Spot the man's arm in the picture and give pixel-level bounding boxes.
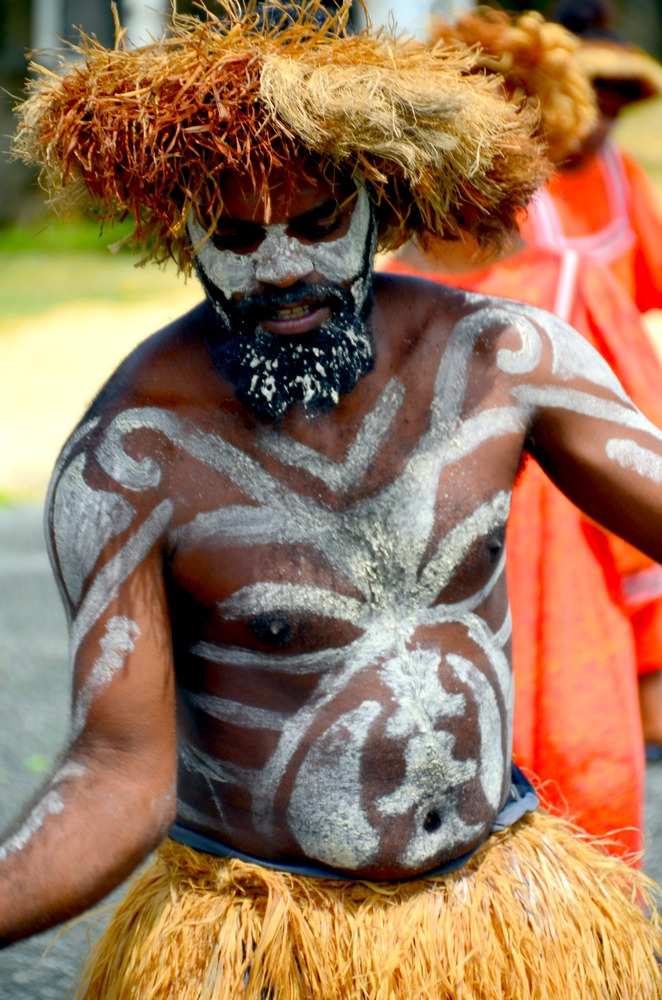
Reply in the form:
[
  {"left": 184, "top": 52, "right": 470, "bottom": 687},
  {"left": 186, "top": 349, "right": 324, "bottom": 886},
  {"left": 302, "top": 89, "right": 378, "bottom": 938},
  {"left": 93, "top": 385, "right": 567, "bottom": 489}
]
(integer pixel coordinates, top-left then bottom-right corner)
[
  {"left": 0, "top": 429, "right": 177, "bottom": 944},
  {"left": 519, "top": 309, "right": 662, "bottom": 563}
]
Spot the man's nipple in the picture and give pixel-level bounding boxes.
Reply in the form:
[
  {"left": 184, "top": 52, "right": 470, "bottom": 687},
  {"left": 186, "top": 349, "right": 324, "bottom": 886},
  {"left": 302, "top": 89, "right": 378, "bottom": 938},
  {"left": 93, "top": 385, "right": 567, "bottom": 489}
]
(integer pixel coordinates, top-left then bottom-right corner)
[{"left": 248, "top": 613, "right": 292, "bottom": 647}]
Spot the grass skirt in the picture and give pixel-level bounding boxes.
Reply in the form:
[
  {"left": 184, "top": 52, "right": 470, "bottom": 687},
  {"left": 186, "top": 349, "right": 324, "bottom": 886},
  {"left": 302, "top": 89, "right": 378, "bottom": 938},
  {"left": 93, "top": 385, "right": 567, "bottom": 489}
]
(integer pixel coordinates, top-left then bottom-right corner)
[{"left": 74, "top": 811, "right": 662, "bottom": 999}]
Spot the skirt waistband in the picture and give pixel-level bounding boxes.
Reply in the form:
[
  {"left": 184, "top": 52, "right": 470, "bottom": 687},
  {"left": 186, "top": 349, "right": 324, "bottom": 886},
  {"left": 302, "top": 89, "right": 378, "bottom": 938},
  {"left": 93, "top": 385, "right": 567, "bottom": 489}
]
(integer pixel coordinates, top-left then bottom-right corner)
[{"left": 169, "top": 763, "right": 538, "bottom": 880}]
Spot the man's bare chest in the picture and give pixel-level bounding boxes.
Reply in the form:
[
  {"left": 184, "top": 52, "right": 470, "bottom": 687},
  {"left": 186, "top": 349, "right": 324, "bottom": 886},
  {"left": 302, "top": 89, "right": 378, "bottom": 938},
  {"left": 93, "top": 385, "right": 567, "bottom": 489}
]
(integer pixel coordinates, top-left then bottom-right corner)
[{"left": 117, "top": 372, "right": 517, "bottom": 637}]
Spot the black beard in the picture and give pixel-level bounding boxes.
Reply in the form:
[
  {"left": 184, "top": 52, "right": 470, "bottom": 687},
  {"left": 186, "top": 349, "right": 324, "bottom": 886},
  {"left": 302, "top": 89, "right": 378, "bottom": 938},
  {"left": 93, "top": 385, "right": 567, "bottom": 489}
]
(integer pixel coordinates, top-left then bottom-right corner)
[{"left": 202, "top": 280, "right": 375, "bottom": 421}]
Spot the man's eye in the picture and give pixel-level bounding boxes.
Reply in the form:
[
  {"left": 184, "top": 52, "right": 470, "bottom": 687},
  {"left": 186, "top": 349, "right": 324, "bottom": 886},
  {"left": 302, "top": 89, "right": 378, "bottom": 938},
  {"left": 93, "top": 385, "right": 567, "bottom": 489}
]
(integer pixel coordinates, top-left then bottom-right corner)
[
  {"left": 211, "top": 223, "right": 264, "bottom": 252},
  {"left": 289, "top": 214, "right": 344, "bottom": 242}
]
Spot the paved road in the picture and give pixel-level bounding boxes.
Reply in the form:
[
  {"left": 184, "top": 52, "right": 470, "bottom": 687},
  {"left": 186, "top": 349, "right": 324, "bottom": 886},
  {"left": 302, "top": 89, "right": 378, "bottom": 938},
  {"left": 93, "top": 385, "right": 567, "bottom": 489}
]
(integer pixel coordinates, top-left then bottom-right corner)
[{"left": 1, "top": 502, "right": 662, "bottom": 997}]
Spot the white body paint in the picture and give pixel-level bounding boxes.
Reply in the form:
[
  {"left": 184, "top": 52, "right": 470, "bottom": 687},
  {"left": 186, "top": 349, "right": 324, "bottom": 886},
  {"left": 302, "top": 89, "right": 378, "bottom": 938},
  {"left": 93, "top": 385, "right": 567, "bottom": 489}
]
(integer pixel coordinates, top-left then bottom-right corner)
[
  {"left": 53, "top": 454, "right": 136, "bottom": 605},
  {"left": 189, "top": 187, "right": 372, "bottom": 306},
  {"left": 68, "top": 500, "right": 173, "bottom": 662},
  {"left": 72, "top": 616, "right": 141, "bottom": 739},
  {"left": 0, "top": 762, "right": 86, "bottom": 863},
  {"left": 36, "top": 289, "right": 660, "bottom": 875},
  {"left": 89, "top": 299, "right": 529, "bottom": 870},
  {"left": 607, "top": 438, "right": 662, "bottom": 484},
  {"left": 287, "top": 701, "right": 383, "bottom": 869}
]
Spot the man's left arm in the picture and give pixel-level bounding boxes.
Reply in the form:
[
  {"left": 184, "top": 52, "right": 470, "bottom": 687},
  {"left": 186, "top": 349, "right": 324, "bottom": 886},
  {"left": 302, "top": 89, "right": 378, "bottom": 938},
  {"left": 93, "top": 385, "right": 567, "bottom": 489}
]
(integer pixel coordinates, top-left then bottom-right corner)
[{"left": 517, "top": 318, "right": 662, "bottom": 564}]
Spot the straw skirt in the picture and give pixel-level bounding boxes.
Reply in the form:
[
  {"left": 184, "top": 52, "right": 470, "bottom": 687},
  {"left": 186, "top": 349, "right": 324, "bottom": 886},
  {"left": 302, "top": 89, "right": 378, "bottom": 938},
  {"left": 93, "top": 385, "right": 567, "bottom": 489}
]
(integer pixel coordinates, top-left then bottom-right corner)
[{"left": 75, "top": 810, "right": 662, "bottom": 1000}]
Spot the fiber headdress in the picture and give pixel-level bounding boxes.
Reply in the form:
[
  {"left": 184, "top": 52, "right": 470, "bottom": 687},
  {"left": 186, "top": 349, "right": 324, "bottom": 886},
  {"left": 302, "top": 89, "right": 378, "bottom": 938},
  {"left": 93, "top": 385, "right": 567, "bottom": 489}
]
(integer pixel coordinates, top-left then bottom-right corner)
[
  {"left": 576, "top": 40, "right": 662, "bottom": 102},
  {"left": 550, "top": 0, "right": 662, "bottom": 104},
  {"left": 429, "top": 7, "right": 598, "bottom": 166},
  {"left": 13, "top": 0, "right": 548, "bottom": 270}
]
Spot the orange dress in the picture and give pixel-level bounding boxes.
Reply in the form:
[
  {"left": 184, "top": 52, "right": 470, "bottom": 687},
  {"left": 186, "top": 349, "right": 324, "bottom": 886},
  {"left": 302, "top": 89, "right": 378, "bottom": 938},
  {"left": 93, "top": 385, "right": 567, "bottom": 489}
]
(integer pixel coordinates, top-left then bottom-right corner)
[
  {"left": 383, "top": 246, "right": 662, "bottom": 856},
  {"left": 520, "top": 139, "right": 662, "bottom": 313}
]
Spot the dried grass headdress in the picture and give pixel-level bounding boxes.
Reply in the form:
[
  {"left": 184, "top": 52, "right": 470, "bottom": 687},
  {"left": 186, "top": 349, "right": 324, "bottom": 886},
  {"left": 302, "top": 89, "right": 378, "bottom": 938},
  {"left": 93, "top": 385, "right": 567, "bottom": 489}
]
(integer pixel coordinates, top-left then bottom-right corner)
[
  {"left": 13, "top": 0, "right": 548, "bottom": 270},
  {"left": 577, "top": 40, "right": 662, "bottom": 101},
  {"left": 429, "top": 7, "right": 598, "bottom": 166}
]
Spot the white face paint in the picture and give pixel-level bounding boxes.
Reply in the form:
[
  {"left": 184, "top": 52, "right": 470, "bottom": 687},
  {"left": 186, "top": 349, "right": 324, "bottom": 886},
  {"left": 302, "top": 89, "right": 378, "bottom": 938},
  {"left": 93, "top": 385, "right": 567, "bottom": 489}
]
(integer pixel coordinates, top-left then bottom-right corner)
[{"left": 188, "top": 186, "right": 373, "bottom": 304}]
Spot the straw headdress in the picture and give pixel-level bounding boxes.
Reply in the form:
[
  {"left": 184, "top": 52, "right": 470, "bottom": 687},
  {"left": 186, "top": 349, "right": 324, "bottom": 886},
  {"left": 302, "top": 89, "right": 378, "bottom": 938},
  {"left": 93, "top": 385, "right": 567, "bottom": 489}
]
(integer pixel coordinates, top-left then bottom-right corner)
[
  {"left": 577, "top": 39, "right": 662, "bottom": 100},
  {"left": 550, "top": 0, "right": 662, "bottom": 102},
  {"left": 429, "top": 7, "right": 598, "bottom": 166},
  {"left": 13, "top": 0, "right": 548, "bottom": 270}
]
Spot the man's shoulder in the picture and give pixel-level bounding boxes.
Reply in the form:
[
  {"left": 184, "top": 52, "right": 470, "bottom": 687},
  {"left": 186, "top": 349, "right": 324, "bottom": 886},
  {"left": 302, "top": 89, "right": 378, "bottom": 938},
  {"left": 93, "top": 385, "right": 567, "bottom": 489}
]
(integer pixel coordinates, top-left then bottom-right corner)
[
  {"left": 47, "top": 301, "right": 224, "bottom": 495},
  {"left": 374, "top": 269, "right": 469, "bottom": 312},
  {"left": 83, "top": 302, "right": 215, "bottom": 422},
  {"left": 373, "top": 270, "right": 481, "bottom": 356},
  {"left": 373, "top": 270, "right": 563, "bottom": 356}
]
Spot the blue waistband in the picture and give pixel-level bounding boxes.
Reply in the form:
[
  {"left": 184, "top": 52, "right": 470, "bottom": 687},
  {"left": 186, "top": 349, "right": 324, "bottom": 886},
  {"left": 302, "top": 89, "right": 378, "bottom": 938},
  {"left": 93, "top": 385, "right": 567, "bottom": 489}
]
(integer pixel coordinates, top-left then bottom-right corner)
[{"left": 169, "top": 763, "right": 538, "bottom": 881}]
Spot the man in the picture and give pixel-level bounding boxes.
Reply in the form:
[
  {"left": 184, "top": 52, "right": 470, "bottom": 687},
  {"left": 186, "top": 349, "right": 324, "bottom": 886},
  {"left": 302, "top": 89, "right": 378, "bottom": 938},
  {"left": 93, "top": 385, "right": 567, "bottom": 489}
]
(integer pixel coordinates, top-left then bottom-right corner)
[{"left": 2, "top": 3, "right": 662, "bottom": 996}]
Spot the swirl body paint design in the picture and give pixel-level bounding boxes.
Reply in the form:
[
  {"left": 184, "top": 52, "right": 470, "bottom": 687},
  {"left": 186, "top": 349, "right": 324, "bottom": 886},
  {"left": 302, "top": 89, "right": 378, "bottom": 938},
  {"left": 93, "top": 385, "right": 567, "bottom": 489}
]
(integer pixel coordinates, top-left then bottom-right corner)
[{"left": 39, "top": 292, "right": 662, "bottom": 876}]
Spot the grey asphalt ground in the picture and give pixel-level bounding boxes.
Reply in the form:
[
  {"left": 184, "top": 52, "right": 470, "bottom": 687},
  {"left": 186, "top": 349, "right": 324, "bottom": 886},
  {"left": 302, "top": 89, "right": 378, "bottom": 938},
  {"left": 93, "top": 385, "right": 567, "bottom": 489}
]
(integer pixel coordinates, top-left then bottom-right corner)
[{"left": 1, "top": 501, "right": 662, "bottom": 998}]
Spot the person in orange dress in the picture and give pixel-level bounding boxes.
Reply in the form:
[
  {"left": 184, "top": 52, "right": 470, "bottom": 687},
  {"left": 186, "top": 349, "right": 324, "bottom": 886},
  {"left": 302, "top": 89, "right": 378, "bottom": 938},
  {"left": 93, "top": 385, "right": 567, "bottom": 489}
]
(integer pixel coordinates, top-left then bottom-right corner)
[
  {"left": 522, "top": 0, "right": 662, "bottom": 315},
  {"left": 382, "top": 7, "right": 662, "bottom": 856},
  {"left": 524, "top": 0, "right": 662, "bottom": 748}
]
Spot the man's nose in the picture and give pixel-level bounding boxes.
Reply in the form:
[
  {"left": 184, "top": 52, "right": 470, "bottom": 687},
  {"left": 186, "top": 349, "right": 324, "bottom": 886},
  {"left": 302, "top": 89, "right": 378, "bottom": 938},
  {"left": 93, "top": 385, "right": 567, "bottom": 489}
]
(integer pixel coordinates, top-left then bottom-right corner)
[{"left": 254, "top": 229, "right": 315, "bottom": 287}]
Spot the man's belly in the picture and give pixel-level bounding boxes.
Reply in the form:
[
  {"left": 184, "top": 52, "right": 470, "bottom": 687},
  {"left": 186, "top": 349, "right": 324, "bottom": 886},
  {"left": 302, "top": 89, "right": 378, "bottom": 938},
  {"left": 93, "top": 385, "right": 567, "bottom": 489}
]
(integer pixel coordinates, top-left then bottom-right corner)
[{"left": 174, "top": 618, "right": 512, "bottom": 879}]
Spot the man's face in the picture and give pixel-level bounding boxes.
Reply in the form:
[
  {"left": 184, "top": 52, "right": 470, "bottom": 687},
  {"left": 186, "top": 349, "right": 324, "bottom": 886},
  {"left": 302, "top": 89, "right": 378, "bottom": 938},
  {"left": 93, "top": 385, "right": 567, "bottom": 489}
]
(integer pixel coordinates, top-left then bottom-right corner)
[{"left": 189, "top": 171, "right": 377, "bottom": 420}]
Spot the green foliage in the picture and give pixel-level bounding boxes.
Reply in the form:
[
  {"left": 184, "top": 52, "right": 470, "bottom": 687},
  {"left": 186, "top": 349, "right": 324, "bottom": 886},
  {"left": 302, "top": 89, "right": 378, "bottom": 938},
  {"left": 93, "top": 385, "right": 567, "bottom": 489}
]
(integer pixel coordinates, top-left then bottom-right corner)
[
  {"left": 0, "top": 216, "right": 185, "bottom": 321},
  {"left": 0, "top": 215, "right": 135, "bottom": 254}
]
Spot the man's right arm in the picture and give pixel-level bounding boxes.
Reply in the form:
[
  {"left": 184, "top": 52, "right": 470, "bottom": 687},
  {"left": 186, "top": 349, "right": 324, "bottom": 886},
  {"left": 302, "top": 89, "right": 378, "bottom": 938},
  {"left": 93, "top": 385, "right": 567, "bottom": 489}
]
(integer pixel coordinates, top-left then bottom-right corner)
[{"left": 0, "top": 422, "right": 177, "bottom": 944}]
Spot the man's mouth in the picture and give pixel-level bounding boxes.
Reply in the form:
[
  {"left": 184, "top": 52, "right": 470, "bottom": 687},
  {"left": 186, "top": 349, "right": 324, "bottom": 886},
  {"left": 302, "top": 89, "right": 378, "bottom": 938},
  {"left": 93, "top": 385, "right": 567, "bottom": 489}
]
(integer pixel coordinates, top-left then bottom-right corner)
[
  {"left": 274, "top": 303, "right": 312, "bottom": 319},
  {"left": 260, "top": 300, "right": 331, "bottom": 336}
]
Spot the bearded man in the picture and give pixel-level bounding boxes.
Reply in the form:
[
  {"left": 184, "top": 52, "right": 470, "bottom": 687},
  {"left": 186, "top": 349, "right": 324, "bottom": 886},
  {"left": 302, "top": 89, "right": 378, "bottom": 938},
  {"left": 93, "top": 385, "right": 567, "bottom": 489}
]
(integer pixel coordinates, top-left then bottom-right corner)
[{"left": 2, "top": 3, "right": 662, "bottom": 997}]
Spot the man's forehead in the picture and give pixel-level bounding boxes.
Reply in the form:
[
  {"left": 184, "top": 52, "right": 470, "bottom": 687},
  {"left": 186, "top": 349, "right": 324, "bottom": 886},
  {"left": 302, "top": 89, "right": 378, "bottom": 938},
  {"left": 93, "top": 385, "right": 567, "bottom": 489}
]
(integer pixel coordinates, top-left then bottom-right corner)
[{"left": 216, "top": 168, "right": 355, "bottom": 224}]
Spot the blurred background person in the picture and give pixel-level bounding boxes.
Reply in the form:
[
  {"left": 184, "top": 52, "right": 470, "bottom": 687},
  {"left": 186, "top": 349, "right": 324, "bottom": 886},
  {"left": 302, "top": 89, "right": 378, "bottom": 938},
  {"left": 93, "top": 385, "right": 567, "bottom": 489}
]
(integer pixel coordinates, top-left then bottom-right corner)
[
  {"left": 383, "top": 6, "right": 662, "bottom": 857},
  {"left": 527, "top": 0, "right": 662, "bottom": 754},
  {"left": 524, "top": 0, "right": 662, "bottom": 316}
]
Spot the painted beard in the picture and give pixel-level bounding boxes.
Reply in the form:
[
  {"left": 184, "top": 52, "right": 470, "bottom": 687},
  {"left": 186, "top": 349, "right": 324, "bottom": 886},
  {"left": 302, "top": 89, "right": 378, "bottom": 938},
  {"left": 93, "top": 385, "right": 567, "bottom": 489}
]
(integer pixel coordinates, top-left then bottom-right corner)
[
  {"left": 193, "top": 187, "right": 378, "bottom": 421},
  {"left": 201, "top": 278, "right": 375, "bottom": 421}
]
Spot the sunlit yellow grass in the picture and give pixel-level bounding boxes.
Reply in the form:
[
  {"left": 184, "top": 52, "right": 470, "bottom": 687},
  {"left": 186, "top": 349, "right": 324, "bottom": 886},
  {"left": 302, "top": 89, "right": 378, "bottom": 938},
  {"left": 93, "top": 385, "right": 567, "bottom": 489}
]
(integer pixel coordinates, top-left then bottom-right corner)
[
  {"left": 614, "top": 94, "right": 662, "bottom": 188},
  {"left": 0, "top": 278, "right": 201, "bottom": 498}
]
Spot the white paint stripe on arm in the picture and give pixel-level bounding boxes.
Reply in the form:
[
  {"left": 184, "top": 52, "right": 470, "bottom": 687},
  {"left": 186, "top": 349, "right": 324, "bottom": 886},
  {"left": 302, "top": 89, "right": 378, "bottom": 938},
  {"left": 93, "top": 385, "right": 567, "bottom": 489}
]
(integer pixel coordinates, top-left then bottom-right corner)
[
  {"left": 69, "top": 499, "right": 173, "bottom": 661},
  {"left": 0, "top": 792, "right": 65, "bottom": 863},
  {"left": 514, "top": 385, "right": 662, "bottom": 442},
  {"left": 0, "top": 762, "right": 87, "bottom": 863},
  {"left": 606, "top": 438, "right": 662, "bottom": 484},
  {"left": 71, "top": 616, "right": 142, "bottom": 739}
]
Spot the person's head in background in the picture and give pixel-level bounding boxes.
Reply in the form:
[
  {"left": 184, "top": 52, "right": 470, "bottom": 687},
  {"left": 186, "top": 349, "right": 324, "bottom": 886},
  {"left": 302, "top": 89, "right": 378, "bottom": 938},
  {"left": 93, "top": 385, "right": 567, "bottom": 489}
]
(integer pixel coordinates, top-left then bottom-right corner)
[
  {"left": 551, "top": 0, "right": 662, "bottom": 148},
  {"left": 411, "top": 7, "right": 595, "bottom": 271},
  {"left": 429, "top": 6, "right": 598, "bottom": 168}
]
